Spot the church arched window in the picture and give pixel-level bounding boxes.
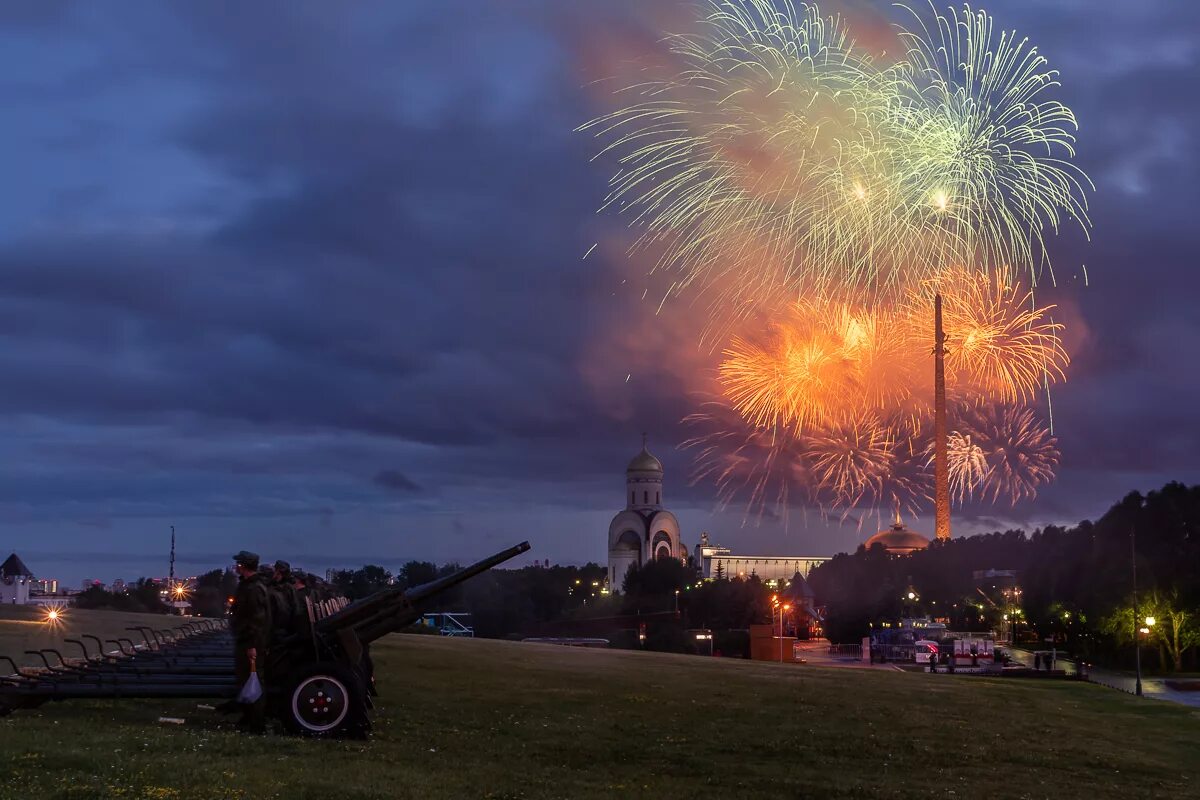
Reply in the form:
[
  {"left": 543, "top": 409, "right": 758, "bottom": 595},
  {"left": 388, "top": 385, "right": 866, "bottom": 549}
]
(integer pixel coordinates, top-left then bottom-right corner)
[
  {"left": 631, "top": 491, "right": 635, "bottom": 505},
  {"left": 643, "top": 491, "right": 648, "bottom": 504},
  {"left": 656, "top": 491, "right": 660, "bottom": 504}
]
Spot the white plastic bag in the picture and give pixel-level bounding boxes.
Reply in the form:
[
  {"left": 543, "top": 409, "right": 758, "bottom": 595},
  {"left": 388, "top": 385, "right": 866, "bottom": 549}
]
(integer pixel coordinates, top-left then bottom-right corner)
[{"left": 238, "top": 671, "right": 263, "bottom": 704}]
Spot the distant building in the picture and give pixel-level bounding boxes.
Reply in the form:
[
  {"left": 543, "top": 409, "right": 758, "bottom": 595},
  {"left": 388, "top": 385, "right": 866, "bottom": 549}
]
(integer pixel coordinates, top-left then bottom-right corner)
[
  {"left": 607, "top": 437, "right": 686, "bottom": 589},
  {"left": 111, "top": 579, "right": 126, "bottom": 593},
  {"left": 31, "top": 578, "right": 58, "bottom": 595},
  {"left": 1, "top": 553, "right": 34, "bottom": 605},
  {"left": 863, "top": 511, "right": 931, "bottom": 556},
  {"left": 693, "top": 533, "right": 828, "bottom": 583}
]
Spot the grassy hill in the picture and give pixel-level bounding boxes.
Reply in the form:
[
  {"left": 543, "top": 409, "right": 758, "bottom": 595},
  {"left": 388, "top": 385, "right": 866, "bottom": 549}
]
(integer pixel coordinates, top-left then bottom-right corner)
[{"left": 1, "top": 633, "right": 1197, "bottom": 800}]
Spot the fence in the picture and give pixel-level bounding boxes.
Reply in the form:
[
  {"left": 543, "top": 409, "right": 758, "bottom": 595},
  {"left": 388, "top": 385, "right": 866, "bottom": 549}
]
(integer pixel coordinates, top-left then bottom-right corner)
[{"left": 827, "top": 643, "right": 863, "bottom": 659}]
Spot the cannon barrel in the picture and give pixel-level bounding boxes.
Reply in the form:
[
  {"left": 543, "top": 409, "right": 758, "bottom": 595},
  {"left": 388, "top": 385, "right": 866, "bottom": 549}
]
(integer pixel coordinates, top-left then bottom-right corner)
[{"left": 314, "top": 541, "right": 529, "bottom": 638}]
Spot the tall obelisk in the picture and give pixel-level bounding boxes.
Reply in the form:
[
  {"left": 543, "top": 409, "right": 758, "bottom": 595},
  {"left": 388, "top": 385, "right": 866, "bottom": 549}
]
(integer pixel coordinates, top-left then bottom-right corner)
[{"left": 934, "top": 294, "right": 951, "bottom": 541}]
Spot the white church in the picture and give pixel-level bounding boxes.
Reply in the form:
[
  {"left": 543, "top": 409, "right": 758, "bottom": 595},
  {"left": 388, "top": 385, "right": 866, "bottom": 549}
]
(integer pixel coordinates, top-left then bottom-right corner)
[{"left": 607, "top": 437, "right": 687, "bottom": 589}]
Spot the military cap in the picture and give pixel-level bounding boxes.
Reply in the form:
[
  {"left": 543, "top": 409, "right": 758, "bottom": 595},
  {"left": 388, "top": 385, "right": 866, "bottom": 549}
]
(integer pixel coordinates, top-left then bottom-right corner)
[
  {"left": 233, "top": 550, "right": 260, "bottom": 570},
  {"left": 273, "top": 559, "right": 291, "bottom": 573}
]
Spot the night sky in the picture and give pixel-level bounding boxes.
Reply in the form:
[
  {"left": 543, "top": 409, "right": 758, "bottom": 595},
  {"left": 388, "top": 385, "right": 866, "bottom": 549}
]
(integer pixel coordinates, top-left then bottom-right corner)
[{"left": 1, "top": 1, "right": 1196, "bottom": 585}]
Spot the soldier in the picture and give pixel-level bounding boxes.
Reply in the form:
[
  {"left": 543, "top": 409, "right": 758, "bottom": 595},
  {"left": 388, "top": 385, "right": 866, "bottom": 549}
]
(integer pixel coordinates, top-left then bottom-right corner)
[
  {"left": 231, "top": 550, "right": 272, "bottom": 733},
  {"left": 291, "top": 571, "right": 316, "bottom": 631},
  {"left": 269, "top": 560, "right": 302, "bottom": 641}
]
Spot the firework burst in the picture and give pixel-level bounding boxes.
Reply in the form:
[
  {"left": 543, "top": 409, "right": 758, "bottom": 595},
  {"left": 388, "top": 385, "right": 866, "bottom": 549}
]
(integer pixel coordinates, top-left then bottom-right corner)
[
  {"left": 802, "top": 412, "right": 895, "bottom": 510},
  {"left": 582, "top": 0, "right": 1091, "bottom": 309},
  {"left": 682, "top": 401, "right": 814, "bottom": 517},
  {"left": 893, "top": 2, "right": 1093, "bottom": 283},
  {"left": 909, "top": 267, "right": 1069, "bottom": 403},
  {"left": 928, "top": 430, "right": 990, "bottom": 503},
  {"left": 585, "top": 1, "right": 1087, "bottom": 519},
  {"left": 958, "top": 404, "right": 1059, "bottom": 504}
]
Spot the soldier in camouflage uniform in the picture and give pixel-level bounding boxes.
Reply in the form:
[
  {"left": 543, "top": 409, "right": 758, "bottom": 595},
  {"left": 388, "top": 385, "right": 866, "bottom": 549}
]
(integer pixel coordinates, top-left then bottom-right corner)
[
  {"left": 291, "top": 570, "right": 316, "bottom": 633},
  {"left": 269, "top": 559, "right": 303, "bottom": 642},
  {"left": 231, "top": 550, "right": 272, "bottom": 733}
]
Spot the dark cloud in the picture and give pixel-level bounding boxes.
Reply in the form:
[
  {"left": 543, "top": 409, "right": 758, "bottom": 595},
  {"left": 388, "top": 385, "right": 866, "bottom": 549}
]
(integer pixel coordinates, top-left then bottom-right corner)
[{"left": 373, "top": 470, "right": 421, "bottom": 494}]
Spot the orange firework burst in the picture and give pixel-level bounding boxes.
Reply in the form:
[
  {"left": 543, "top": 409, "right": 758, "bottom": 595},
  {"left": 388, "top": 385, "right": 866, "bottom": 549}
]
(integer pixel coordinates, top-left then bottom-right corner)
[
  {"left": 705, "top": 272, "right": 1067, "bottom": 515},
  {"left": 719, "top": 301, "right": 853, "bottom": 432},
  {"left": 911, "top": 268, "right": 1068, "bottom": 404},
  {"left": 718, "top": 296, "right": 926, "bottom": 434}
]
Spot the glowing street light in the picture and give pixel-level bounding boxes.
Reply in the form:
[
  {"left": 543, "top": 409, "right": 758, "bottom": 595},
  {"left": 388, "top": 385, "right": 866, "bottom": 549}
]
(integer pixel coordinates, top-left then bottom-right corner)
[{"left": 1145, "top": 616, "right": 1155, "bottom": 627}]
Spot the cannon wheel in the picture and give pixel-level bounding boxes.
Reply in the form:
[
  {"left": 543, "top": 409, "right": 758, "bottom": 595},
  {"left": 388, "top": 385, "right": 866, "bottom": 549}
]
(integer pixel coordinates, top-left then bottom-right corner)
[{"left": 282, "top": 662, "right": 366, "bottom": 737}]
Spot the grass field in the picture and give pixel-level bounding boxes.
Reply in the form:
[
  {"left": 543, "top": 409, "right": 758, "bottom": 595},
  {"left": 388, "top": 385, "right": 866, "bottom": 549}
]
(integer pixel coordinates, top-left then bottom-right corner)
[{"left": 2, "top": 629, "right": 1199, "bottom": 800}]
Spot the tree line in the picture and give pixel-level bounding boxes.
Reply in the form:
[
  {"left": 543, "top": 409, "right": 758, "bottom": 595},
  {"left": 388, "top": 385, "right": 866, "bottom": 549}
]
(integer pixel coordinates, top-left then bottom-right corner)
[{"left": 807, "top": 481, "right": 1200, "bottom": 671}]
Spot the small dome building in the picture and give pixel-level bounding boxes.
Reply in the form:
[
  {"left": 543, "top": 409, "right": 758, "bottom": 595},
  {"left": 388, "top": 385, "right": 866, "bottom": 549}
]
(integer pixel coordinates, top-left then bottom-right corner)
[
  {"left": 607, "top": 436, "right": 686, "bottom": 589},
  {"left": 865, "top": 510, "right": 931, "bottom": 556}
]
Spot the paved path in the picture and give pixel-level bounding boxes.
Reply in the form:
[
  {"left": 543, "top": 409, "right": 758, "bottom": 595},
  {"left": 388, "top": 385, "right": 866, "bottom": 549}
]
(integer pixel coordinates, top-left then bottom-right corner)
[
  {"left": 1009, "top": 647, "right": 1200, "bottom": 709},
  {"left": 1084, "top": 667, "right": 1200, "bottom": 708},
  {"left": 802, "top": 642, "right": 1200, "bottom": 707}
]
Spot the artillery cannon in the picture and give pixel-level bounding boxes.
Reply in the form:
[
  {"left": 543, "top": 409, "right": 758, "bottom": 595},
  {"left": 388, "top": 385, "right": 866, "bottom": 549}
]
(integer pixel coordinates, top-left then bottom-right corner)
[{"left": 0, "top": 541, "right": 530, "bottom": 737}]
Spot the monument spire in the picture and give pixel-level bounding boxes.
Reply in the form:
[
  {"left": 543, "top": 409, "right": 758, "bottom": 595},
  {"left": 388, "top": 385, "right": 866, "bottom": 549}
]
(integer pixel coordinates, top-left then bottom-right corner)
[{"left": 933, "top": 294, "right": 951, "bottom": 541}]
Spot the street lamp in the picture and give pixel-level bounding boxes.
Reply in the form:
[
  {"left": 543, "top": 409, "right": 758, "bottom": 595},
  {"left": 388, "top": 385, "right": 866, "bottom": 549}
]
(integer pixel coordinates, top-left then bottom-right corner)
[
  {"left": 1131, "top": 530, "right": 1143, "bottom": 697},
  {"left": 778, "top": 603, "right": 792, "bottom": 662}
]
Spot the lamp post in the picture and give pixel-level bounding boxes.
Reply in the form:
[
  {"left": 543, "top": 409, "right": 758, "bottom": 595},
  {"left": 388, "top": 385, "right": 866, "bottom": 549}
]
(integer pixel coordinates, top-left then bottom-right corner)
[{"left": 1131, "top": 530, "right": 1142, "bottom": 697}]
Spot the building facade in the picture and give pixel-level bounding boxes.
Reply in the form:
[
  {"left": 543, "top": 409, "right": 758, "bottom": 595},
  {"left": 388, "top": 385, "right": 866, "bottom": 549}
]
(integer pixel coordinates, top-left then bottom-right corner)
[
  {"left": 607, "top": 439, "right": 686, "bottom": 589},
  {"left": 693, "top": 532, "right": 829, "bottom": 583},
  {"left": 0, "top": 554, "right": 33, "bottom": 605}
]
